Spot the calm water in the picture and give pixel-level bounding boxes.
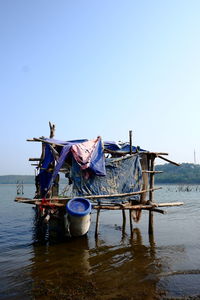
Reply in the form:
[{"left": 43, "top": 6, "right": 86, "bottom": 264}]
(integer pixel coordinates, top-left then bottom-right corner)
[{"left": 0, "top": 184, "right": 200, "bottom": 299}]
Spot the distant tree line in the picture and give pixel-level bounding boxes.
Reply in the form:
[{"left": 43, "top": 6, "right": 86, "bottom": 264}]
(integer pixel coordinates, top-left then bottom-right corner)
[
  {"left": 0, "top": 175, "right": 66, "bottom": 184},
  {"left": 155, "top": 163, "right": 200, "bottom": 184},
  {"left": 1, "top": 163, "right": 200, "bottom": 184},
  {"left": 0, "top": 175, "right": 35, "bottom": 184}
]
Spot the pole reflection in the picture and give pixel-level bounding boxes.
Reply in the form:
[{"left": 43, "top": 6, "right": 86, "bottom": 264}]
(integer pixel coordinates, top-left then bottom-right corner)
[{"left": 30, "top": 213, "right": 185, "bottom": 299}]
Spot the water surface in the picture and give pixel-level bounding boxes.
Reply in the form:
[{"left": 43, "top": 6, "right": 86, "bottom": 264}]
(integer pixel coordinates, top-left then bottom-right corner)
[{"left": 0, "top": 184, "right": 200, "bottom": 299}]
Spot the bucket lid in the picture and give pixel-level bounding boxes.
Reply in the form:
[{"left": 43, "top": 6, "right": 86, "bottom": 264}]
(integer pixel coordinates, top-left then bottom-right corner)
[{"left": 66, "top": 198, "right": 91, "bottom": 217}]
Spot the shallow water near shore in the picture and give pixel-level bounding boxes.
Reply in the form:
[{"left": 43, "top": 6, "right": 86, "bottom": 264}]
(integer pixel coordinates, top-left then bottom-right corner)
[{"left": 1, "top": 184, "right": 200, "bottom": 299}]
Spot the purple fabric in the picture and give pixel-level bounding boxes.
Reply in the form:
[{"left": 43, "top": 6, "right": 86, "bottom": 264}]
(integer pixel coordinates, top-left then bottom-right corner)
[
  {"left": 38, "top": 144, "right": 54, "bottom": 196},
  {"left": 46, "top": 138, "right": 106, "bottom": 193},
  {"left": 48, "top": 144, "right": 72, "bottom": 191},
  {"left": 89, "top": 138, "right": 106, "bottom": 176},
  {"left": 104, "top": 141, "right": 145, "bottom": 152},
  {"left": 43, "top": 138, "right": 87, "bottom": 145},
  {"left": 40, "top": 144, "right": 54, "bottom": 169}
]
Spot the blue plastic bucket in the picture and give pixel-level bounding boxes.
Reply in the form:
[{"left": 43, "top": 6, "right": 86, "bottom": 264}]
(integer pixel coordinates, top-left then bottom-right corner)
[{"left": 66, "top": 198, "right": 91, "bottom": 217}]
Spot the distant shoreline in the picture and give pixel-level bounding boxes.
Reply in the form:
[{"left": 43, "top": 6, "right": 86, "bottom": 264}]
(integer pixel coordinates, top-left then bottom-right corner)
[{"left": 1, "top": 163, "right": 200, "bottom": 184}]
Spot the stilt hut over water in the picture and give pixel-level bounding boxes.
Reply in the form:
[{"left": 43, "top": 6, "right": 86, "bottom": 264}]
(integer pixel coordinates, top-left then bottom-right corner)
[{"left": 15, "top": 123, "right": 183, "bottom": 237}]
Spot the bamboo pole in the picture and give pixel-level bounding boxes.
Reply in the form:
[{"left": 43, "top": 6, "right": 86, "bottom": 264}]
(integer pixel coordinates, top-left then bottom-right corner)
[
  {"left": 29, "top": 158, "right": 41, "bottom": 161},
  {"left": 129, "top": 130, "right": 132, "bottom": 155},
  {"left": 149, "top": 155, "right": 155, "bottom": 235},
  {"left": 140, "top": 153, "right": 149, "bottom": 204},
  {"left": 92, "top": 205, "right": 160, "bottom": 210},
  {"left": 154, "top": 202, "right": 184, "bottom": 207},
  {"left": 49, "top": 122, "right": 55, "bottom": 138},
  {"left": 103, "top": 148, "right": 169, "bottom": 156},
  {"left": 92, "top": 202, "right": 183, "bottom": 210},
  {"left": 157, "top": 155, "right": 180, "bottom": 166},
  {"left": 27, "top": 138, "right": 64, "bottom": 147},
  {"left": 92, "top": 202, "right": 183, "bottom": 209},
  {"left": 129, "top": 130, "right": 133, "bottom": 235},
  {"left": 122, "top": 210, "right": 126, "bottom": 235},
  {"left": 95, "top": 208, "right": 100, "bottom": 237},
  {"left": 129, "top": 209, "right": 133, "bottom": 236},
  {"left": 142, "top": 170, "right": 163, "bottom": 174},
  {"left": 15, "top": 197, "right": 183, "bottom": 208},
  {"left": 15, "top": 187, "right": 162, "bottom": 203},
  {"left": 149, "top": 157, "right": 155, "bottom": 203}
]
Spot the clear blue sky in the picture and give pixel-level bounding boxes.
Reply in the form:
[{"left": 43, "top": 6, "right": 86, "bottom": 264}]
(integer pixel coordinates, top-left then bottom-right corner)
[{"left": 1, "top": 0, "right": 200, "bottom": 174}]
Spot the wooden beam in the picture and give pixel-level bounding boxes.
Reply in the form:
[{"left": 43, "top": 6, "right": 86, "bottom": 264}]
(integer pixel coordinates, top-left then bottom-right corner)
[
  {"left": 149, "top": 156, "right": 155, "bottom": 234},
  {"left": 142, "top": 170, "right": 163, "bottom": 174},
  {"left": 152, "top": 152, "right": 168, "bottom": 156},
  {"left": 27, "top": 138, "right": 64, "bottom": 147},
  {"left": 92, "top": 202, "right": 183, "bottom": 210},
  {"left": 149, "top": 157, "right": 155, "bottom": 202},
  {"left": 15, "top": 199, "right": 65, "bottom": 206},
  {"left": 29, "top": 158, "right": 41, "bottom": 161},
  {"left": 15, "top": 187, "right": 162, "bottom": 203},
  {"left": 15, "top": 196, "right": 183, "bottom": 209},
  {"left": 157, "top": 155, "right": 180, "bottom": 166},
  {"left": 122, "top": 210, "right": 126, "bottom": 234},
  {"left": 103, "top": 149, "right": 169, "bottom": 156},
  {"left": 129, "top": 209, "right": 133, "bottom": 236},
  {"left": 155, "top": 202, "right": 184, "bottom": 207},
  {"left": 95, "top": 208, "right": 100, "bottom": 237}
]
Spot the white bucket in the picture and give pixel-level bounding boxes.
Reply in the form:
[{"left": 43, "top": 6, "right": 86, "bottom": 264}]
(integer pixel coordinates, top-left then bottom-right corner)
[
  {"left": 67, "top": 214, "right": 91, "bottom": 237},
  {"left": 65, "top": 198, "right": 92, "bottom": 237}
]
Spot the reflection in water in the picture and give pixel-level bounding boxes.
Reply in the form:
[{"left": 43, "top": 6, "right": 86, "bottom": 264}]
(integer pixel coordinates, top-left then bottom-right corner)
[
  {"left": 32, "top": 207, "right": 66, "bottom": 244},
  {"left": 90, "top": 228, "right": 162, "bottom": 299},
  {"left": 31, "top": 235, "right": 96, "bottom": 299},
  {"left": 30, "top": 209, "right": 190, "bottom": 299},
  {"left": 30, "top": 218, "right": 167, "bottom": 299},
  {"left": 2, "top": 185, "right": 200, "bottom": 299}
]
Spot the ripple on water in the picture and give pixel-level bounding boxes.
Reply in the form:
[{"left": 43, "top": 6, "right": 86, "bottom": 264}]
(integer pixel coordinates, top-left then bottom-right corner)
[{"left": 1, "top": 184, "right": 200, "bottom": 299}]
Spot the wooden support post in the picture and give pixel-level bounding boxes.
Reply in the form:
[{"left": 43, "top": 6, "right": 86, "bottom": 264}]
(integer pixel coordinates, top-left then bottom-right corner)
[
  {"left": 95, "top": 208, "right": 100, "bottom": 237},
  {"left": 148, "top": 212, "right": 154, "bottom": 235},
  {"left": 49, "top": 121, "right": 55, "bottom": 138},
  {"left": 148, "top": 155, "right": 155, "bottom": 235},
  {"left": 129, "top": 210, "right": 133, "bottom": 237},
  {"left": 129, "top": 130, "right": 134, "bottom": 236},
  {"left": 129, "top": 130, "right": 132, "bottom": 155},
  {"left": 149, "top": 233, "right": 156, "bottom": 258},
  {"left": 122, "top": 209, "right": 126, "bottom": 235}
]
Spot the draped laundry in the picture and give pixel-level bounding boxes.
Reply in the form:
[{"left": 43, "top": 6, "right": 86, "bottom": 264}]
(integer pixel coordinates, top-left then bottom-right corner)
[{"left": 39, "top": 137, "right": 106, "bottom": 195}]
